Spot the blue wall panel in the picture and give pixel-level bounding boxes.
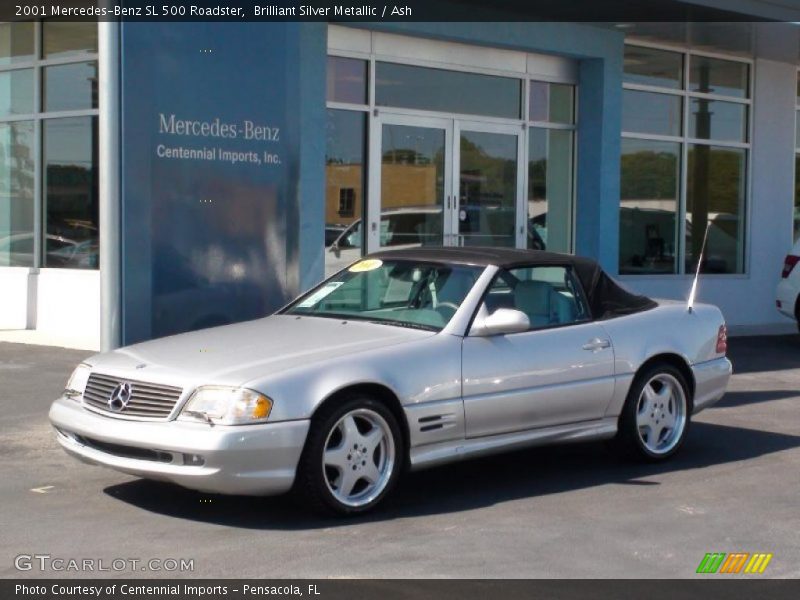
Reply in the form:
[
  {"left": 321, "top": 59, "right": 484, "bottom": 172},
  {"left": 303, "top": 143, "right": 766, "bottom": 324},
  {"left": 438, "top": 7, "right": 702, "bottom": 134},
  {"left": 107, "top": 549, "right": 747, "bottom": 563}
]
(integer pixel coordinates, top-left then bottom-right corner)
[{"left": 120, "top": 22, "right": 324, "bottom": 344}]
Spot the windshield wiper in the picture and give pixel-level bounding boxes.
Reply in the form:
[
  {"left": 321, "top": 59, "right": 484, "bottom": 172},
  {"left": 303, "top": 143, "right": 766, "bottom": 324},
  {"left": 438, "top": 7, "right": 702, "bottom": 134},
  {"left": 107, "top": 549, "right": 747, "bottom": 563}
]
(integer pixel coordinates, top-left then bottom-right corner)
[{"left": 365, "top": 319, "right": 438, "bottom": 332}]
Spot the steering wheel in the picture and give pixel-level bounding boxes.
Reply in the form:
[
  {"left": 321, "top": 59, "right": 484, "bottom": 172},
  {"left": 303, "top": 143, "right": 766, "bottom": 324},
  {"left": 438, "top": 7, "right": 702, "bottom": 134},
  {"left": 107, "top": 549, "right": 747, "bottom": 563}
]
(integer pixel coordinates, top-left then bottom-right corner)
[{"left": 434, "top": 301, "right": 460, "bottom": 321}]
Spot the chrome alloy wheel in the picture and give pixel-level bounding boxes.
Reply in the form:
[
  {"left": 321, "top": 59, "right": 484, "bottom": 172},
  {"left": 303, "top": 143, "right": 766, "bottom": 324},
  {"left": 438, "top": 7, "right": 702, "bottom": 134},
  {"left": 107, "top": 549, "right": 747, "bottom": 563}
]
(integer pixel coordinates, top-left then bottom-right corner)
[
  {"left": 635, "top": 373, "right": 687, "bottom": 455},
  {"left": 322, "top": 408, "right": 395, "bottom": 508}
]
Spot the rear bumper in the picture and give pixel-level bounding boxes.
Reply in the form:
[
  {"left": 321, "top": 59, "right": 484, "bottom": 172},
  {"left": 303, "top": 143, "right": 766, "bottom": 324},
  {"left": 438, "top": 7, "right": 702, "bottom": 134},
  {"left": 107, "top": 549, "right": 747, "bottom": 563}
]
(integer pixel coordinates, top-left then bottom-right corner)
[
  {"left": 691, "top": 357, "right": 732, "bottom": 414},
  {"left": 775, "top": 280, "right": 797, "bottom": 319},
  {"left": 49, "top": 397, "right": 310, "bottom": 496}
]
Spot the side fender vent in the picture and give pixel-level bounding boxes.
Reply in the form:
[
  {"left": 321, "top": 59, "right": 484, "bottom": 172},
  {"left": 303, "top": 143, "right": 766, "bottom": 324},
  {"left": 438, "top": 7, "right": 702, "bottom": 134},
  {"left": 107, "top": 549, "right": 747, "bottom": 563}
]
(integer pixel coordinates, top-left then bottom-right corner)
[{"left": 418, "top": 413, "right": 456, "bottom": 433}]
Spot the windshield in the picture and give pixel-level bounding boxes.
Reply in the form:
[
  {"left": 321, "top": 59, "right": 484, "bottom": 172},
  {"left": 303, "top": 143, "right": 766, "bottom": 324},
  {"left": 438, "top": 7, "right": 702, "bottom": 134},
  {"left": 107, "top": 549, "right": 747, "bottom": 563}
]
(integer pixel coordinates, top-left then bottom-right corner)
[{"left": 284, "top": 259, "right": 484, "bottom": 331}]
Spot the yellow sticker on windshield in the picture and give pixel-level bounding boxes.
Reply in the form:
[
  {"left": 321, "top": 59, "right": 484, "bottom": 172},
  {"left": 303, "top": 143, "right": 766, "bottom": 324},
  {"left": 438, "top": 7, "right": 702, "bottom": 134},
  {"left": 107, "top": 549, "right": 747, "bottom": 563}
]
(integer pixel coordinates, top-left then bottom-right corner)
[{"left": 349, "top": 259, "right": 383, "bottom": 273}]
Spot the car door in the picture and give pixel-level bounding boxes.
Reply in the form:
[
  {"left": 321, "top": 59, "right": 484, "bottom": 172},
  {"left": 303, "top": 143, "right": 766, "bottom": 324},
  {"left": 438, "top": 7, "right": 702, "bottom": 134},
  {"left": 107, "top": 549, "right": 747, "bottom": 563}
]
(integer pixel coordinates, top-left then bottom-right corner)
[{"left": 461, "top": 264, "right": 615, "bottom": 438}]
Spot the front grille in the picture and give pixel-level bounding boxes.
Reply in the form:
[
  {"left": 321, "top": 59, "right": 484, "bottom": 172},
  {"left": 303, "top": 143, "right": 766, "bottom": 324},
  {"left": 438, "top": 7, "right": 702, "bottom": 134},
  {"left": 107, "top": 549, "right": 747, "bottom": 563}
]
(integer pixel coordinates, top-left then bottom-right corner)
[{"left": 82, "top": 373, "right": 183, "bottom": 419}]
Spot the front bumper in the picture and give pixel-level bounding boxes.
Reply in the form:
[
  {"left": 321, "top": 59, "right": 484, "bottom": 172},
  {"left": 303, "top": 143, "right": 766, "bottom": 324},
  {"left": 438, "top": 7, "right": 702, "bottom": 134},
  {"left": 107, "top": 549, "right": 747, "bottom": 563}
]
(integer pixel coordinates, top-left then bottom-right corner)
[
  {"left": 49, "top": 397, "right": 310, "bottom": 496},
  {"left": 691, "top": 357, "right": 733, "bottom": 414}
]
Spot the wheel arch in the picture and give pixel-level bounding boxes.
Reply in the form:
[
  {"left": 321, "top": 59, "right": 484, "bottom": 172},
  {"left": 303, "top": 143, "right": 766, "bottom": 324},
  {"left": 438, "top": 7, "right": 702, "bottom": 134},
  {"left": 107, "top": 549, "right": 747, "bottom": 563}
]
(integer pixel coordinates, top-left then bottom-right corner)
[
  {"left": 635, "top": 353, "right": 696, "bottom": 406},
  {"left": 310, "top": 382, "right": 411, "bottom": 468}
]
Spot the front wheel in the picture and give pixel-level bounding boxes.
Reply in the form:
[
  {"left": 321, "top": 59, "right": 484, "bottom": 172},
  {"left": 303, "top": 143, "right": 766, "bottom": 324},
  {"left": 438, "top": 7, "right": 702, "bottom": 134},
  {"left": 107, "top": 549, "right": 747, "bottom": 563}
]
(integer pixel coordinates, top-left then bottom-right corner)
[
  {"left": 296, "top": 395, "right": 403, "bottom": 515},
  {"left": 612, "top": 364, "right": 691, "bottom": 461}
]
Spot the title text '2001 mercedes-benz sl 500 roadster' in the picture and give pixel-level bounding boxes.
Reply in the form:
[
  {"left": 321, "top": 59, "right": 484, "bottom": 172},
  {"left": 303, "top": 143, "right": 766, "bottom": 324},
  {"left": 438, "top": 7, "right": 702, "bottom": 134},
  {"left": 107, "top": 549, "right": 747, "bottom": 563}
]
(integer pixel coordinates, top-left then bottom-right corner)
[{"left": 50, "top": 247, "right": 732, "bottom": 514}]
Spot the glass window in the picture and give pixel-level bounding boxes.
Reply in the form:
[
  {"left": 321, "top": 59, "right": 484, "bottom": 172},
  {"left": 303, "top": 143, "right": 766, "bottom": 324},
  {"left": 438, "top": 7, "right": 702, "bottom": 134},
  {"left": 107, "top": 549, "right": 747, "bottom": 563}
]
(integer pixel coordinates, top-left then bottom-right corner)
[
  {"left": 619, "top": 139, "right": 680, "bottom": 274},
  {"left": 376, "top": 62, "right": 522, "bottom": 119},
  {"left": 484, "top": 266, "right": 589, "bottom": 329},
  {"left": 529, "top": 81, "right": 574, "bottom": 124},
  {"left": 0, "top": 21, "right": 35, "bottom": 66},
  {"left": 796, "top": 109, "right": 800, "bottom": 150},
  {"left": 689, "top": 98, "right": 747, "bottom": 143},
  {"left": 380, "top": 123, "right": 446, "bottom": 250},
  {"left": 327, "top": 56, "right": 368, "bottom": 105},
  {"left": 796, "top": 71, "right": 800, "bottom": 107},
  {"left": 43, "top": 61, "right": 98, "bottom": 112},
  {"left": 621, "top": 45, "right": 750, "bottom": 276},
  {"left": 686, "top": 144, "right": 746, "bottom": 274},
  {"left": 689, "top": 55, "right": 749, "bottom": 99},
  {"left": 325, "top": 109, "right": 366, "bottom": 277},
  {"left": 0, "top": 121, "right": 35, "bottom": 267},
  {"left": 0, "top": 68, "right": 34, "bottom": 116},
  {"left": 528, "top": 128, "right": 573, "bottom": 253},
  {"left": 458, "top": 130, "right": 517, "bottom": 248},
  {"left": 622, "top": 89, "right": 682, "bottom": 137},
  {"left": 796, "top": 71, "right": 800, "bottom": 106},
  {"left": 42, "top": 21, "right": 98, "bottom": 58},
  {"left": 43, "top": 117, "right": 99, "bottom": 269},
  {"left": 286, "top": 259, "right": 483, "bottom": 332},
  {"left": 623, "top": 45, "right": 683, "bottom": 90}
]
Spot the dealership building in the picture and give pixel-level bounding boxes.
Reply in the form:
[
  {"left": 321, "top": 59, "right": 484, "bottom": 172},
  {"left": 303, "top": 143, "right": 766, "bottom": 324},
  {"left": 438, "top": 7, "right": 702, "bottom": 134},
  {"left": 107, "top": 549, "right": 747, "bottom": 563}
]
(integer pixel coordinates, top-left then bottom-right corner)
[{"left": 1, "top": 3, "right": 800, "bottom": 350}]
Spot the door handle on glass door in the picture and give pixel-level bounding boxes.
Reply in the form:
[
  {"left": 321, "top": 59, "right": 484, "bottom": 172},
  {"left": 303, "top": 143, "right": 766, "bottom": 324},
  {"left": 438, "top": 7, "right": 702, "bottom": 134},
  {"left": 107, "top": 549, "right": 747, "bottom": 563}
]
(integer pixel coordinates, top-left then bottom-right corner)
[{"left": 582, "top": 338, "right": 611, "bottom": 351}]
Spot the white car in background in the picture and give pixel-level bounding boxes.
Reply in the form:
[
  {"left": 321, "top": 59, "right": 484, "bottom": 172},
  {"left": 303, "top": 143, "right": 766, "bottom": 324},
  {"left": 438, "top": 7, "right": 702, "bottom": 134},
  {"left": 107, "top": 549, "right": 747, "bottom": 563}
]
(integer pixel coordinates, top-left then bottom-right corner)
[{"left": 776, "top": 238, "right": 800, "bottom": 331}]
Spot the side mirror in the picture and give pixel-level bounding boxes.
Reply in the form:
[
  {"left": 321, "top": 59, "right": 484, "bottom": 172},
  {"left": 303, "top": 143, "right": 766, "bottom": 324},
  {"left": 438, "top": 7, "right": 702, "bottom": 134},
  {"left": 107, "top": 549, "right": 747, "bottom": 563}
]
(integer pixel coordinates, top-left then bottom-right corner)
[
  {"left": 471, "top": 308, "right": 530, "bottom": 336},
  {"left": 330, "top": 243, "right": 341, "bottom": 258}
]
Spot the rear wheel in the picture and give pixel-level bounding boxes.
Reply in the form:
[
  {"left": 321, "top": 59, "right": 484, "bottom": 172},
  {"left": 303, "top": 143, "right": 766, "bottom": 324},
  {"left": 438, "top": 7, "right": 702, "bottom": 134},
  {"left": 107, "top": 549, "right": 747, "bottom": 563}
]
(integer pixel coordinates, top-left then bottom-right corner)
[
  {"left": 613, "top": 364, "right": 691, "bottom": 461},
  {"left": 296, "top": 395, "right": 403, "bottom": 515}
]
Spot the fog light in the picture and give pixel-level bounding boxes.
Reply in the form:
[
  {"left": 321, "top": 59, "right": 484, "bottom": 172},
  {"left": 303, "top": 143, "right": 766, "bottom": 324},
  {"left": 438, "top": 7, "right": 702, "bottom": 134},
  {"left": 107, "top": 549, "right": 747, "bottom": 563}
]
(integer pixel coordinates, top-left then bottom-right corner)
[{"left": 182, "top": 453, "right": 205, "bottom": 466}]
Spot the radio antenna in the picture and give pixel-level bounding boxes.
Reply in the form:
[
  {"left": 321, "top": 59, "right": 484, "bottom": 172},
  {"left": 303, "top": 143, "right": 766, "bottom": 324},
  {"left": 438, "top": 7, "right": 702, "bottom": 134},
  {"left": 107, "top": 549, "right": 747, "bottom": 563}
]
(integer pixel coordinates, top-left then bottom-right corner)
[{"left": 687, "top": 221, "right": 712, "bottom": 313}]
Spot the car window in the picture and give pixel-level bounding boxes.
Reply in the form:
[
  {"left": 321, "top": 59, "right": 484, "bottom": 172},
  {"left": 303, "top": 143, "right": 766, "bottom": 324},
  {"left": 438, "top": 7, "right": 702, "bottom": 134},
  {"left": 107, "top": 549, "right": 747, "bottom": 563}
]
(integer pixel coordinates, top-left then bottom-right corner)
[
  {"left": 484, "top": 265, "right": 589, "bottom": 330},
  {"left": 285, "top": 259, "right": 483, "bottom": 331}
]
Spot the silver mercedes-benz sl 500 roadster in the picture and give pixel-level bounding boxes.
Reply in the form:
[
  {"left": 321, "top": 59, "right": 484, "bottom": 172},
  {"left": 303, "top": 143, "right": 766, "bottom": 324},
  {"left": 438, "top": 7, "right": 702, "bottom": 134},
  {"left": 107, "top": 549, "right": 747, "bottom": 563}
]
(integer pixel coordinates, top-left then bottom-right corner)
[{"left": 50, "top": 247, "right": 732, "bottom": 514}]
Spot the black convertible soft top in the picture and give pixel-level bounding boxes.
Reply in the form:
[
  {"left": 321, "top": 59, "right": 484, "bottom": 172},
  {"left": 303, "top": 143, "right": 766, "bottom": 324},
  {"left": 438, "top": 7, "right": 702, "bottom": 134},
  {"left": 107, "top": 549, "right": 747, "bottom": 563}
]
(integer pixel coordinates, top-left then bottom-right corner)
[{"left": 370, "top": 246, "right": 658, "bottom": 320}]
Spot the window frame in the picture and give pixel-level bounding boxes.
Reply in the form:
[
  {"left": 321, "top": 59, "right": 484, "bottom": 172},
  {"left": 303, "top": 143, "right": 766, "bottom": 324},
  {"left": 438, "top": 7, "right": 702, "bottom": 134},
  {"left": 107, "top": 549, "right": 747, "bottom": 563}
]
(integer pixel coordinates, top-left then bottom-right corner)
[
  {"left": 621, "top": 40, "right": 753, "bottom": 278},
  {"left": 0, "top": 19, "right": 99, "bottom": 270}
]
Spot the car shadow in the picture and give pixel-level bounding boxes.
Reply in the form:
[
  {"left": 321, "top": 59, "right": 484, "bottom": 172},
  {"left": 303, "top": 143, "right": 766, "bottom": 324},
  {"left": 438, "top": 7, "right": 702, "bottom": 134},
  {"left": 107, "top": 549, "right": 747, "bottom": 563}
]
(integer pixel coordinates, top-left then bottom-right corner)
[
  {"left": 727, "top": 334, "right": 800, "bottom": 374},
  {"left": 103, "top": 421, "right": 800, "bottom": 529},
  {"left": 712, "top": 389, "right": 798, "bottom": 408}
]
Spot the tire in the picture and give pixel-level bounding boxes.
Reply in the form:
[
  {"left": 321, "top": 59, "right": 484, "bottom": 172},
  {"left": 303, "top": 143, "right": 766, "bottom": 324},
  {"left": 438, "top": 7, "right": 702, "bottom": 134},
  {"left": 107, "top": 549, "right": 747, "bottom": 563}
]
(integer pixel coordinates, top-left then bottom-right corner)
[
  {"left": 612, "top": 363, "right": 692, "bottom": 462},
  {"left": 295, "top": 394, "right": 404, "bottom": 516}
]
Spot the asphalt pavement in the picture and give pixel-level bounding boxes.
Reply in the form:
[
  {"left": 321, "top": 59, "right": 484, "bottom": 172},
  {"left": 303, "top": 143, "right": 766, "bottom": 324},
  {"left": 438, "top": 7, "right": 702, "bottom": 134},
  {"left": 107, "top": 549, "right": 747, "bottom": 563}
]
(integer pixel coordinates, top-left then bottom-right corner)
[{"left": 1, "top": 335, "right": 799, "bottom": 578}]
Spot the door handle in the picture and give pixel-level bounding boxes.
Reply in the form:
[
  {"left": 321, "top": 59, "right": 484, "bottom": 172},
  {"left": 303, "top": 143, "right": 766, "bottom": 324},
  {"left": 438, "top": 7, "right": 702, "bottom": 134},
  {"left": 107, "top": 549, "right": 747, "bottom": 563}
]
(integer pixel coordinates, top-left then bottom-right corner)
[{"left": 582, "top": 338, "right": 611, "bottom": 352}]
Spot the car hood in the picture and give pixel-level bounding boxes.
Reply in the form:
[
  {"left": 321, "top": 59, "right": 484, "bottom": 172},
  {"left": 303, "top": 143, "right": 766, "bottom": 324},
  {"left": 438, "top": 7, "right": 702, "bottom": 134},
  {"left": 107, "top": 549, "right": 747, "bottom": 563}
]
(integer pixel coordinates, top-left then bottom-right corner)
[{"left": 87, "top": 315, "right": 433, "bottom": 387}]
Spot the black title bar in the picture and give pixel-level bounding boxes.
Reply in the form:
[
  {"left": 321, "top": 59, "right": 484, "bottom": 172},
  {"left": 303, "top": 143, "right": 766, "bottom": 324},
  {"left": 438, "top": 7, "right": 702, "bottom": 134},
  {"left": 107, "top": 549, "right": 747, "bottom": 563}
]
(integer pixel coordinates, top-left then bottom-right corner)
[{"left": 1, "top": 0, "right": 792, "bottom": 23}]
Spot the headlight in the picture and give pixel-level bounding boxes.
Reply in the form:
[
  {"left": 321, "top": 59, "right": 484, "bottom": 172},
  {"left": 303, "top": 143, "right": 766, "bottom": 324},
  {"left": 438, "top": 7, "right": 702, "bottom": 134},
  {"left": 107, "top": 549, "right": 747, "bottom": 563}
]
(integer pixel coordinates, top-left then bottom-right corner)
[
  {"left": 178, "top": 386, "right": 273, "bottom": 425},
  {"left": 64, "top": 364, "right": 91, "bottom": 400}
]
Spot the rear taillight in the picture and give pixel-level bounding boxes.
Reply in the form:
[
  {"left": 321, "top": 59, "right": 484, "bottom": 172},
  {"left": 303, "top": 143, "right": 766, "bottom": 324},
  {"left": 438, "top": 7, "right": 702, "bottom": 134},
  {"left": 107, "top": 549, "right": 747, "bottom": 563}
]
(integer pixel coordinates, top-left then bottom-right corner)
[
  {"left": 716, "top": 324, "right": 728, "bottom": 355},
  {"left": 782, "top": 255, "right": 799, "bottom": 278}
]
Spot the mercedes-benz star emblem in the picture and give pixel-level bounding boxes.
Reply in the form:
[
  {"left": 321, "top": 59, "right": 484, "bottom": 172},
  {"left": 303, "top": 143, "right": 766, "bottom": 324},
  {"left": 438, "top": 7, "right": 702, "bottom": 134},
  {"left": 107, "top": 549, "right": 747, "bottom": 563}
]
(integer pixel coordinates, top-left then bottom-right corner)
[{"left": 108, "top": 382, "right": 133, "bottom": 412}]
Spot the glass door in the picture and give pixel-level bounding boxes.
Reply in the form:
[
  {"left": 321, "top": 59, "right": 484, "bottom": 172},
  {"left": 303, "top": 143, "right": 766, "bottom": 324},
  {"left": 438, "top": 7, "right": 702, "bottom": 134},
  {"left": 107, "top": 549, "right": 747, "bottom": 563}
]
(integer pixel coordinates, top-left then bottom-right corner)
[
  {"left": 454, "top": 121, "right": 524, "bottom": 247},
  {"left": 369, "top": 115, "right": 525, "bottom": 252},
  {"left": 369, "top": 115, "right": 453, "bottom": 253}
]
